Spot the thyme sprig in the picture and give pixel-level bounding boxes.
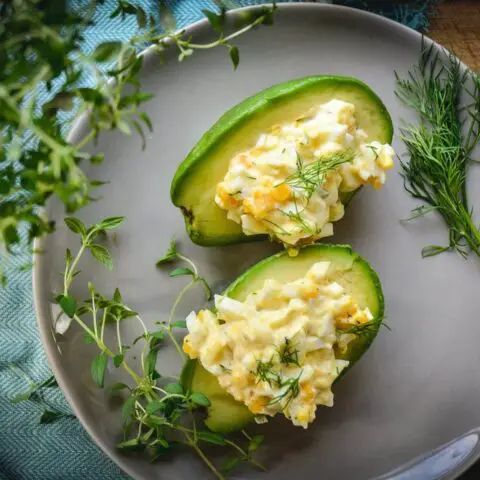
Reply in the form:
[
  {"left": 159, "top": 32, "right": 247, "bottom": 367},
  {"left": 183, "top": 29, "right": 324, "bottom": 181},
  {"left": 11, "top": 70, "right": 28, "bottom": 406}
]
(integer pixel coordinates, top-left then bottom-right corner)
[
  {"left": 0, "top": 0, "right": 277, "bottom": 284},
  {"left": 156, "top": 238, "right": 212, "bottom": 357},
  {"left": 9, "top": 367, "right": 74, "bottom": 424},
  {"left": 56, "top": 216, "right": 265, "bottom": 479},
  {"left": 396, "top": 42, "right": 480, "bottom": 258}
]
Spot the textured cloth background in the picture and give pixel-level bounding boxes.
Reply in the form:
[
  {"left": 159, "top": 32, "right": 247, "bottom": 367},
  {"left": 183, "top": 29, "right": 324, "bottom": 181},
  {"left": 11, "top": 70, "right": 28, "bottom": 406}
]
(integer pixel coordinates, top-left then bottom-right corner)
[{"left": 0, "top": 1, "right": 436, "bottom": 479}]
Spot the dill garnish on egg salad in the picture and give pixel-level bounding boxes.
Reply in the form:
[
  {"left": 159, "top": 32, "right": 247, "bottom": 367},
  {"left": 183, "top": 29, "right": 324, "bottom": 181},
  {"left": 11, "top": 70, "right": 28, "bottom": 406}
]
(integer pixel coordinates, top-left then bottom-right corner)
[
  {"left": 215, "top": 99, "right": 395, "bottom": 248},
  {"left": 171, "top": 76, "right": 394, "bottom": 247},
  {"left": 183, "top": 251, "right": 381, "bottom": 429}
]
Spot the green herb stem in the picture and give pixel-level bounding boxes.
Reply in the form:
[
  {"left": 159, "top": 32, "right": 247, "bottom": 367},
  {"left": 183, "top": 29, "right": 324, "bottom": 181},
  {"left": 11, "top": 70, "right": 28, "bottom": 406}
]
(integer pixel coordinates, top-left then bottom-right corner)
[
  {"left": 0, "top": 0, "right": 276, "bottom": 286},
  {"left": 396, "top": 42, "right": 480, "bottom": 258},
  {"left": 185, "top": 434, "right": 226, "bottom": 480},
  {"left": 176, "top": 10, "right": 268, "bottom": 50}
]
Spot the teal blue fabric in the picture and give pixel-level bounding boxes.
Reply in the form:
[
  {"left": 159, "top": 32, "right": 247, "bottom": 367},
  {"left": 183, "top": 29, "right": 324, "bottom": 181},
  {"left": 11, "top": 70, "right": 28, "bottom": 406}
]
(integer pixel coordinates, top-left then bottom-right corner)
[{"left": 0, "top": 1, "right": 437, "bottom": 479}]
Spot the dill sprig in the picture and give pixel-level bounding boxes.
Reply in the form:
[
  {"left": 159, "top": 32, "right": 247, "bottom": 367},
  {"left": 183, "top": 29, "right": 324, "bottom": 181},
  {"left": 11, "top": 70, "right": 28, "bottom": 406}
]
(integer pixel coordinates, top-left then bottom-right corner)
[
  {"left": 255, "top": 358, "right": 281, "bottom": 387},
  {"left": 274, "top": 150, "right": 353, "bottom": 239},
  {"left": 268, "top": 371, "right": 302, "bottom": 408},
  {"left": 396, "top": 41, "right": 480, "bottom": 258},
  {"left": 254, "top": 342, "right": 303, "bottom": 410},
  {"left": 339, "top": 317, "right": 389, "bottom": 338},
  {"left": 278, "top": 337, "right": 300, "bottom": 367},
  {"left": 284, "top": 150, "right": 353, "bottom": 200},
  {"left": 278, "top": 196, "right": 318, "bottom": 237}
]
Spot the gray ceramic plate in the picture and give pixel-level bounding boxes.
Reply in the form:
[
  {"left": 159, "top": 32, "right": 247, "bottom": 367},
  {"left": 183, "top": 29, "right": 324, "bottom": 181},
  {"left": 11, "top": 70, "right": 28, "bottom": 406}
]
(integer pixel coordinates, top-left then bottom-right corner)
[{"left": 33, "top": 3, "right": 480, "bottom": 480}]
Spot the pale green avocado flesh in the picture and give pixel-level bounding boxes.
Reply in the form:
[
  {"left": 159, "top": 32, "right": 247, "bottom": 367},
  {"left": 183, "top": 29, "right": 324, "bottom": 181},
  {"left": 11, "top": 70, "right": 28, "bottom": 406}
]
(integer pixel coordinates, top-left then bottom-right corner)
[
  {"left": 171, "top": 75, "right": 393, "bottom": 246},
  {"left": 181, "top": 244, "right": 384, "bottom": 433}
]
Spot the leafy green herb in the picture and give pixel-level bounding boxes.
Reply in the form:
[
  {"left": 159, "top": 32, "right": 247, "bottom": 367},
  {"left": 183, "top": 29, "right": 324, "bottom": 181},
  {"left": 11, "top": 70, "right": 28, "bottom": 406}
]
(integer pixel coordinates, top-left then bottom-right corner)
[
  {"left": 339, "top": 317, "right": 389, "bottom": 338},
  {"left": 268, "top": 371, "right": 302, "bottom": 408},
  {"left": 401, "top": 205, "right": 439, "bottom": 222},
  {"left": 55, "top": 217, "right": 265, "bottom": 479},
  {"left": 56, "top": 294, "right": 77, "bottom": 318},
  {"left": 59, "top": 216, "right": 124, "bottom": 302},
  {"left": 40, "top": 410, "right": 66, "bottom": 424},
  {"left": 164, "top": 382, "right": 183, "bottom": 395},
  {"left": 91, "top": 352, "right": 109, "bottom": 388},
  {"left": 156, "top": 238, "right": 179, "bottom": 265},
  {"left": 221, "top": 430, "right": 266, "bottom": 475},
  {"left": 262, "top": 218, "right": 292, "bottom": 237},
  {"left": 254, "top": 355, "right": 302, "bottom": 410},
  {"left": 284, "top": 150, "right": 353, "bottom": 200},
  {"left": 278, "top": 338, "right": 300, "bottom": 367},
  {"left": 89, "top": 244, "right": 113, "bottom": 270},
  {"left": 254, "top": 358, "right": 281, "bottom": 388},
  {"left": 113, "top": 353, "right": 124, "bottom": 368},
  {"left": 171, "top": 320, "right": 187, "bottom": 329},
  {"left": 0, "top": 0, "right": 277, "bottom": 284},
  {"left": 278, "top": 196, "right": 318, "bottom": 237},
  {"left": 158, "top": 238, "right": 213, "bottom": 302},
  {"left": 202, "top": 8, "right": 226, "bottom": 33},
  {"left": 274, "top": 150, "right": 353, "bottom": 238},
  {"left": 366, "top": 144, "right": 379, "bottom": 160},
  {"left": 170, "top": 267, "right": 194, "bottom": 278},
  {"left": 190, "top": 392, "right": 211, "bottom": 407},
  {"left": 396, "top": 42, "right": 480, "bottom": 258},
  {"left": 198, "top": 431, "right": 225, "bottom": 445},
  {"left": 9, "top": 367, "right": 73, "bottom": 423},
  {"left": 229, "top": 45, "right": 240, "bottom": 70}
]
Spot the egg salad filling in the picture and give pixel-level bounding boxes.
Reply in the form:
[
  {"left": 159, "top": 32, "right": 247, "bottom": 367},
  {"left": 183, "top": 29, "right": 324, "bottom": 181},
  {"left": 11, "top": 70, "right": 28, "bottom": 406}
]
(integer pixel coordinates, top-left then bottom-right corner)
[
  {"left": 183, "top": 261, "right": 373, "bottom": 428},
  {"left": 215, "top": 99, "right": 395, "bottom": 247}
]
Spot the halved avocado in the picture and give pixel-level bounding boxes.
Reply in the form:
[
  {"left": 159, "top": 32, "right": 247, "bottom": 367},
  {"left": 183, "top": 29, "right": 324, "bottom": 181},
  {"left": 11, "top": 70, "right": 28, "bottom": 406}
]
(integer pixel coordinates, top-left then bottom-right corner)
[
  {"left": 171, "top": 76, "right": 393, "bottom": 246},
  {"left": 181, "top": 244, "right": 384, "bottom": 433}
]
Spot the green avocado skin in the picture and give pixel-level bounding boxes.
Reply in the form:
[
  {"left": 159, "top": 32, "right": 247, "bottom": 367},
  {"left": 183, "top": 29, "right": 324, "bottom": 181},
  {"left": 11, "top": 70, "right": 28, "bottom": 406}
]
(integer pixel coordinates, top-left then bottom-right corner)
[
  {"left": 181, "top": 244, "right": 385, "bottom": 433},
  {"left": 171, "top": 75, "right": 394, "bottom": 246}
]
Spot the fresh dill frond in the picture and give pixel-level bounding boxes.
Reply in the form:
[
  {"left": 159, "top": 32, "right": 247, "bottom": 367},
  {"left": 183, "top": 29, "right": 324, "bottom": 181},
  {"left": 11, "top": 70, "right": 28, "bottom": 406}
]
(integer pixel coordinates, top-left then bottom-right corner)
[
  {"left": 340, "top": 317, "right": 389, "bottom": 338},
  {"left": 366, "top": 144, "right": 379, "bottom": 160},
  {"left": 254, "top": 345, "right": 303, "bottom": 411},
  {"left": 254, "top": 359, "right": 281, "bottom": 387},
  {"left": 284, "top": 150, "right": 353, "bottom": 200},
  {"left": 262, "top": 218, "right": 292, "bottom": 237},
  {"left": 268, "top": 371, "right": 302, "bottom": 408},
  {"left": 278, "top": 195, "right": 318, "bottom": 236},
  {"left": 401, "top": 205, "right": 439, "bottom": 222},
  {"left": 278, "top": 338, "right": 301, "bottom": 367},
  {"left": 396, "top": 41, "right": 480, "bottom": 258}
]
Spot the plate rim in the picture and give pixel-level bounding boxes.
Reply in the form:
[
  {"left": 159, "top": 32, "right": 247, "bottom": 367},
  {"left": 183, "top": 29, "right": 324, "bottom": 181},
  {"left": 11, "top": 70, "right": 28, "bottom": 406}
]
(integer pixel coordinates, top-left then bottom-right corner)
[{"left": 32, "top": 3, "right": 470, "bottom": 480}]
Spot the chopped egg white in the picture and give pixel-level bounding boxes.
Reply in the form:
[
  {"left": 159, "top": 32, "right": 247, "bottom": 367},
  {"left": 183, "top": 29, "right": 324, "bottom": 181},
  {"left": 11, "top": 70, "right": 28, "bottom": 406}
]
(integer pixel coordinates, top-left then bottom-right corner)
[
  {"left": 183, "top": 261, "right": 373, "bottom": 428},
  {"left": 215, "top": 99, "right": 395, "bottom": 247}
]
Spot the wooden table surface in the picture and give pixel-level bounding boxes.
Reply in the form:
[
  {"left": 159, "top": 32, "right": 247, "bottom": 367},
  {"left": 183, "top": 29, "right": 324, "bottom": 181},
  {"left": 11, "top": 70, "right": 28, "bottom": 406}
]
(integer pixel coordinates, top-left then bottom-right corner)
[{"left": 429, "top": 0, "right": 480, "bottom": 70}]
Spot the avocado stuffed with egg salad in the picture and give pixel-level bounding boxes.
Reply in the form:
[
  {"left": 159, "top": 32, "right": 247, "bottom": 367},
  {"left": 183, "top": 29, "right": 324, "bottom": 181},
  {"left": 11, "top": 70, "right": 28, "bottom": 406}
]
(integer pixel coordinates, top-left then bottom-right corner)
[
  {"left": 181, "top": 244, "right": 384, "bottom": 433},
  {"left": 215, "top": 99, "right": 394, "bottom": 248},
  {"left": 171, "top": 75, "right": 394, "bottom": 247}
]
